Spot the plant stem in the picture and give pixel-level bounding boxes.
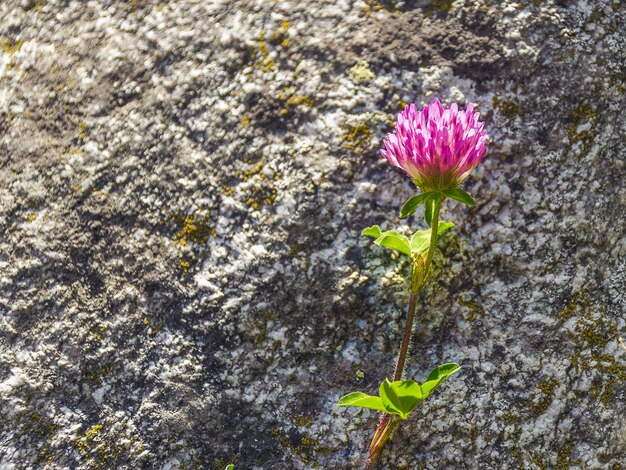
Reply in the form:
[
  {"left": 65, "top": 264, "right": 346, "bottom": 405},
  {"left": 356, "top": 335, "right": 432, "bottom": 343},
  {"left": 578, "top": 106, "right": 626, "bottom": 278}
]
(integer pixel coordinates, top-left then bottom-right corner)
[
  {"left": 392, "top": 198, "right": 441, "bottom": 381},
  {"left": 366, "top": 413, "right": 399, "bottom": 469},
  {"left": 368, "top": 198, "right": 443, "bottom": 465},
  {"left": 424, "top": 199, "right": 441, "bottom": 274},
  {"left": 392, "top": 292, "right": 417, "bottom": 381}
]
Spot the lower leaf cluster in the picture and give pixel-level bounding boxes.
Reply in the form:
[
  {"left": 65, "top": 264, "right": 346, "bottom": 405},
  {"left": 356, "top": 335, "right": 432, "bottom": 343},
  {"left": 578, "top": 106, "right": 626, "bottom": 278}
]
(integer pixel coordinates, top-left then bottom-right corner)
[{"left": 338, "top": 363, "right": 460, "bottom": 420}]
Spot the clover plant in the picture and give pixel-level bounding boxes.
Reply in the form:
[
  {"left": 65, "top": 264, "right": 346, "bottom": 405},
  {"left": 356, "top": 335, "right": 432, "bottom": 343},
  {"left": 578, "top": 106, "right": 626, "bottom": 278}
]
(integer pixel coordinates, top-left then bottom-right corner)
[{"left": 338, "top": 99, "right": 487, "bottom": 464}]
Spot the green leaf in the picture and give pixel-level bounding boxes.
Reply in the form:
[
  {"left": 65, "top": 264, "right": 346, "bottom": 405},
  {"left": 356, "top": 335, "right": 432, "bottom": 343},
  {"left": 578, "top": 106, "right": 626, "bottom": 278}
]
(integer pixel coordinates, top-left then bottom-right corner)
[
  {"left": 426, "top": 363, "right": 461, "bottom": 382},
  {"left": 338, "top": 392, "right": 387, "bottom": 412},
  {"left": 424, "top": 197, "right": 434, "bottom": 225},
  {"left": 399, "top": 192, "right": 436, "bottom": 218},
  {"left": 391, "top": 380, "right": 423, "bottom": 414},
  {"left": 362, "top": 225, "right": 382, "bottom": 238},
  {"left": 442, "top": 188, "right": 476, "bottom": 206},
  {"left": 379, "top": 379, "right": 423, "bottom": 419},
  {"left": 374, "top": 232, "right": 411, "bottom": 256},
  {"left": 410, "top": 221, "right": 455, "bottom": 255},
  {"left": 421, "top": 363, "right": 461, "bottom": 398},
  {"left": 225, "top": 465, "right": 234, "bottom": 470},
  {"left": 363, "top": 226, "right": 411, "bottom": 256},
  {"left": 436, "top": 221, "right": 455, "bottom": 236},
  {"left": 380, "top": 379, "right": 404, "bottom": 417},
  {"left": 410, "top": 230, "right": 430, "bottom": 255}
]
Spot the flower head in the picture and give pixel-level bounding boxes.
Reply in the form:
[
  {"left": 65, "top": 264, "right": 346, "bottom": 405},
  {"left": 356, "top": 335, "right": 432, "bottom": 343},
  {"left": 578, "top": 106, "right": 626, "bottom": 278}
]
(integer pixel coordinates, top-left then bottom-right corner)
[{"left": 381, "top": 99, "right": 487, "bottom": 192}]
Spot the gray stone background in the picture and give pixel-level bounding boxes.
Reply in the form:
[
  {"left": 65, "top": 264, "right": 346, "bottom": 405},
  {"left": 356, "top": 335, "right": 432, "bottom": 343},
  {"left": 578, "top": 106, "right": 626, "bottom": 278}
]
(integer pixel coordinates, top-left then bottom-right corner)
[{"left": 1, "top": 0, "right": 625, "bottom": 469}]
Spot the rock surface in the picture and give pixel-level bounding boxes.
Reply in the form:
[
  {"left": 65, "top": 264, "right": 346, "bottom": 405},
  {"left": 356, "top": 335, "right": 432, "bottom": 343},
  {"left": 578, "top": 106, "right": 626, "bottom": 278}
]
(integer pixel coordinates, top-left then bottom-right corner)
[{"left": 1, "top": 0, "right": 625, "bottom": 469}]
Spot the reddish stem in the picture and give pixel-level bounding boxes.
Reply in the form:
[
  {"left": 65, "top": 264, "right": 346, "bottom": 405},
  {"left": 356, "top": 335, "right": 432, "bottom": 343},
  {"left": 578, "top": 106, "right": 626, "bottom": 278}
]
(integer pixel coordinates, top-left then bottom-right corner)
[{"left": 367, "top": 199, "right": 442, "bottom": 466}]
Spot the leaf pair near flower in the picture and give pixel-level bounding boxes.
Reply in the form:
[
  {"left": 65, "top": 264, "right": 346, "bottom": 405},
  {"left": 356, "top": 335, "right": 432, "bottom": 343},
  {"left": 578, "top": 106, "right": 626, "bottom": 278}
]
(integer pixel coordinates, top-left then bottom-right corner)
[
  {"left": 400, "top": 188, "right": 476, "bottom": 222},
  {"left": 362, "top": 221, "right": 455, "bottom": 258},
  {"left": 338, "top": 363, "right": 460, "bottom": 420}
]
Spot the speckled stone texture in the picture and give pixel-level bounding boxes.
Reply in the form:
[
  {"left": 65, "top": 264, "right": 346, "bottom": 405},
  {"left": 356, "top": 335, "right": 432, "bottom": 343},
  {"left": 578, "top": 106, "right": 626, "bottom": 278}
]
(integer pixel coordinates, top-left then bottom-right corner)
[{"left": 1, "top": 1, "right": 625, "bottom": 469}]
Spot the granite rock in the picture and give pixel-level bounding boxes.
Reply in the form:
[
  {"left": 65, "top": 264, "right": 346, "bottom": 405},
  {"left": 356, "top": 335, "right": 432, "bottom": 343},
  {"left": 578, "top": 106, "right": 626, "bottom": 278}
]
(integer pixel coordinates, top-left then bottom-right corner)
[{"left": 0, "top": 0, "right": 625, "bottom": 468}]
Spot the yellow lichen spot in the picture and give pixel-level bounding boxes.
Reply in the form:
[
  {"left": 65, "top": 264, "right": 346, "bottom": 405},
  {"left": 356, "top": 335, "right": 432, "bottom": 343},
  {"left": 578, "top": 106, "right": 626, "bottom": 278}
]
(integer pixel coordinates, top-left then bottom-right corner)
[
  {"left": 86, "top": 425, "right": 102, "bottom": 439},
  {"left": 558, "top": 289, "right": 591, "bottom": 321},
  {"left": 458, "top": 297, "right": 485, "bottom": 321},
  {"left": 292, "top": 414, "right": 312, "bottom": 428},
  {"left": 63, "top": 148, "right": 83, "bottom": 157},
  {"left": 532, "top": 453, "right": 548, "bottom": 470},
  {"left": 492, "top": 95, "right": 521, "bottom": 122},
  {"left": 567, "top": 105, "right": 597, "bottom": 147},
  {"left": 174, "top": 214, "right": 212, "bottom": 246},
  {"left": 246, "top": 197, "right": 260, "bottom": 210},
  {"left": 5, "top": 57, "right": 20, "bottom": 72},
  {"left": 285, "top": 94, "right": 314, "bottom": 107},
  {"left": 241, "top": 115, "right": 250, "bottom": 126},
  {"left": 271, "top": 426, "right": 323, "bottom": 466},
  {"left": 501, "top": 412, "right": 519, "bottom": 425},
  {"left": 25, "top": 212, "right": 38, "bottom": 223},
  {"left": 178, "top": 260, "right": 191, "bottom": 273},
  {"left": 557, "top": 289, "right": 626, "bottom": 407},
  {"left": 364, "top": 0, "right": 403, "bottom": 13},
  {"left": 238, "top": 161, "right": 279, "bottom": 210},
  {"left": 256, "top": 31, "right": 276, "bottom": 72},
  {"left": 556, "top": 442, "right": 581, "bottom": 469},
  {"left": 143, "top": 316, "right": 164, "bottom": 335},
  {"left": 348, "top": 60, "right": 375, "bottom": 85},
  {"left": 151, "top": 322, "right": 164, "bottom": 336},
  {"left": 78, "top": 120, "right": 87, "bottom": 140},
  {"left": 340, "top": 122, "right": 373, "bottom": 154},
  {"left": 269, "top": 21, "right": 289, "bottom": 47},
  {"left": 425, "top": 0, "right": 454, "bottom": 15},
  {"left": 0, "top": 39, "right": 24, "bottom": 55},
  {"left": 76, "top": 424, "right": 103, "bottom": 453},
  {"left": 22, "top": 0, "right": 45, "bottom": 12},
  {"left": 534, "top": 377, "right": 559, "bottom": 415},
  {"left": 75, "top": 422, "right": 140, "bottom": 468},
  {"left": 91, "top": 325, "right": 105, "bottom": 342}
]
